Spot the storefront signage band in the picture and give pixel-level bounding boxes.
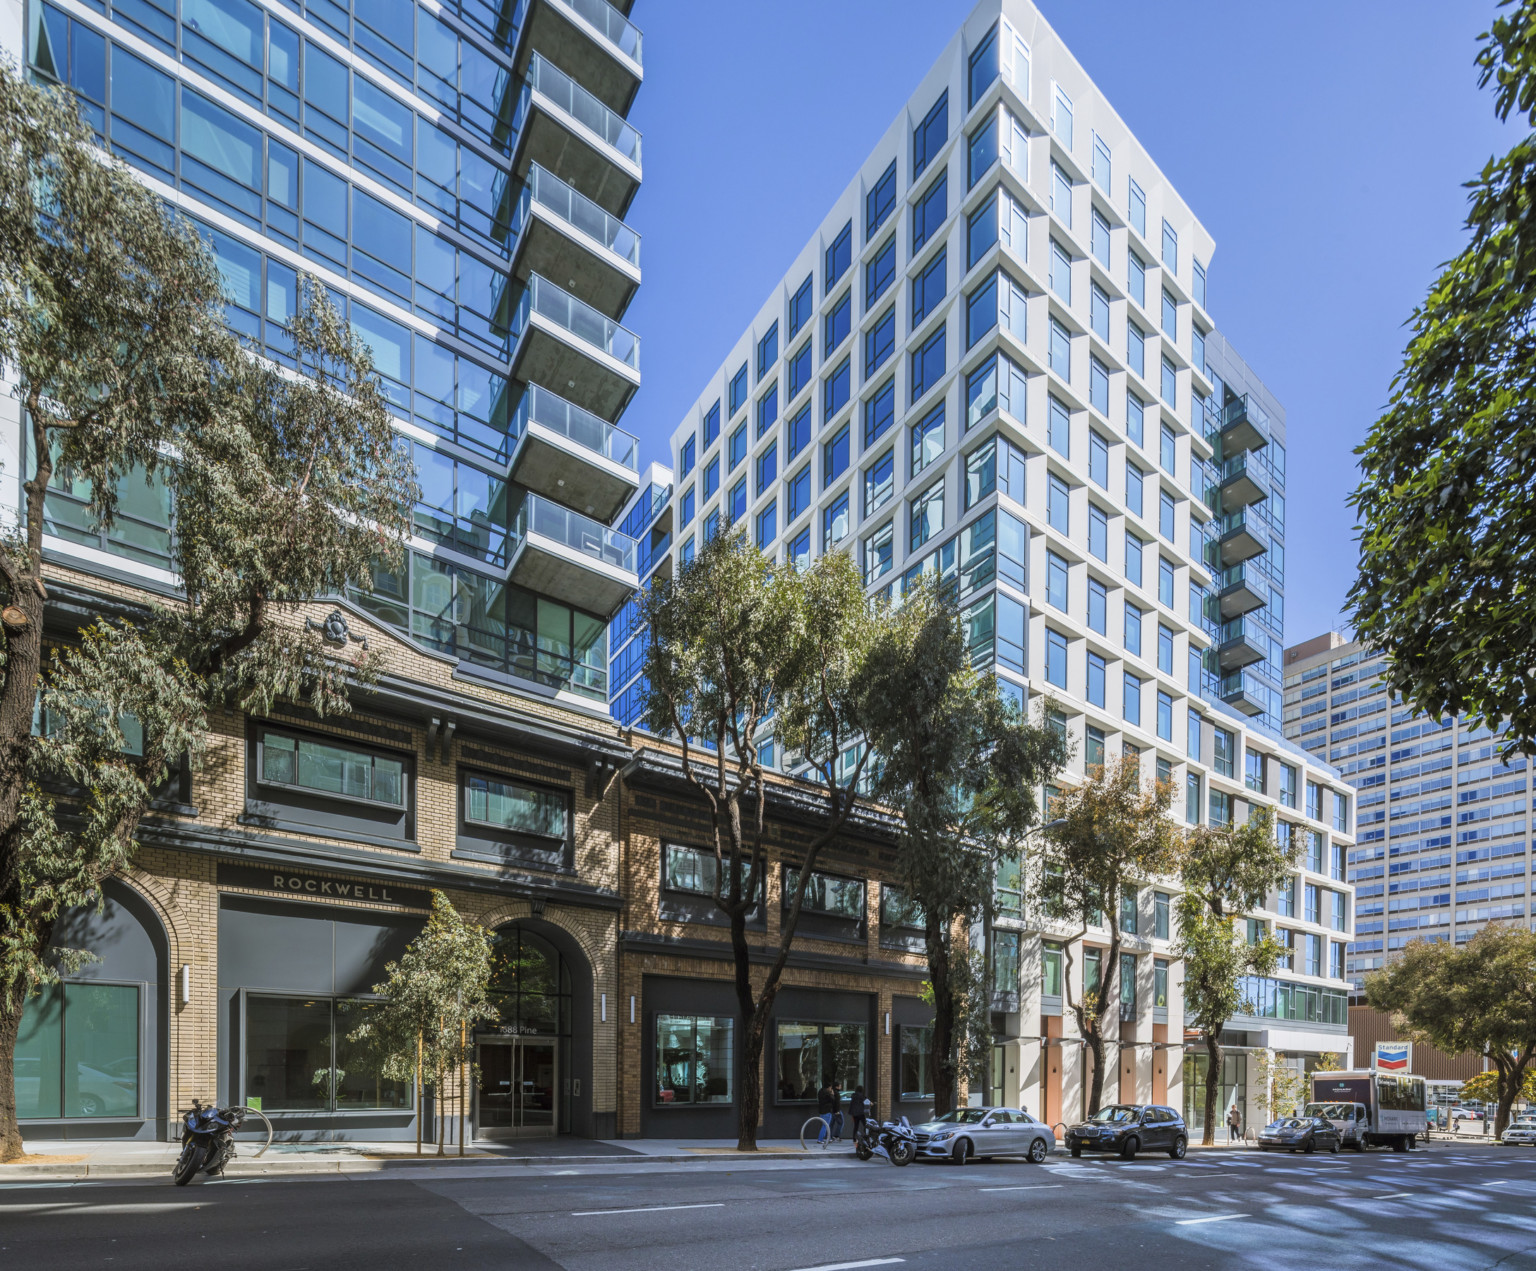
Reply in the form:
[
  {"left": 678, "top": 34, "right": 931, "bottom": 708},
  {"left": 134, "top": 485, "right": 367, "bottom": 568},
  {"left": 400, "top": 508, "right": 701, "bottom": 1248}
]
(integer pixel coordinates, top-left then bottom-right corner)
[{"left": 219, "top": 862, "right": 430, "bottom": 909}]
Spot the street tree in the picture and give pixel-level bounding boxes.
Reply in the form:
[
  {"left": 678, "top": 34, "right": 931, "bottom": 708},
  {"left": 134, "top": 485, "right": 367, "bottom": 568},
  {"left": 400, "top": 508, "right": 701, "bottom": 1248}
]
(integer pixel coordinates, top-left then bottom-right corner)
[
  {"left": 1177, "top": 808, "right": 1296, "bottom": 1144},
  {"left": 1458, "top": 1067, "right": 1536, "bottom": 1107},
  {"left": 1349, "top": 0, "right": 1536, "bottom": 754},
  {"left": 348, "top": 892, "right": 497, "bottom": 1154},
  {"left": 1248, "top": 1050, "right": 1308, "bottom": 1126},
  {"left": 1367, "top": 923, "right": 1536, "bottom": 1137},
  {"left": 640, "top": 529, "right": 883, "bottom": 1149},
  {"left": 0, "top": 66, "right": 416, "bottom": 1161},
  {"left": 863, "top": 579, "right": 1067, "bottom": 1115},
  {"left": 1035, "top": 755, "right": 1180, "bottom": 1117}
]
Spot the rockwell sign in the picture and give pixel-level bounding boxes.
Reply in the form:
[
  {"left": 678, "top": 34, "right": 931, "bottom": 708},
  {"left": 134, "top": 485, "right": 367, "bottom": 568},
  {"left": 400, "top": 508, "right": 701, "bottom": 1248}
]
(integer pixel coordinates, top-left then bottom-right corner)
[{"left": 219, "top": 862, "right": 430, "bottom": 910}]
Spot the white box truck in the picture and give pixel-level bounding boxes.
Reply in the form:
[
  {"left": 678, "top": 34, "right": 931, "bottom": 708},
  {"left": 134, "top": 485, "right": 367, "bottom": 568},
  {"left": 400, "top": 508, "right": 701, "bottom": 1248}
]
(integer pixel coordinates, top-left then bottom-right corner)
[{"left": 1306, "top": 1071, "right": 1428, "bottom": 1151}]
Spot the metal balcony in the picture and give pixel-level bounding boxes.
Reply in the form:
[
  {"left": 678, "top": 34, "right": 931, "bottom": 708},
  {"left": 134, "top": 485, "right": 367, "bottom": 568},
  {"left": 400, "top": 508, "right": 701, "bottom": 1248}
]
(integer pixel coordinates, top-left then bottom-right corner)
[
  {"left": 514, "top": 0, "right": 642, "bottom": 115},
  {"left": 513, "top": 52, "right": 641, "bottom": 217},
  {"left": 1218, "top": 450, "right": 1271, "bottom": 512},
  {"left": 508, "top": 384, "right": 640, "bottom": 523},
  {"left": 1219, "top": 393, "right": 1271, "bottom": 456},
  {"left": 1217, "top": 562, "right": 1268, "bottom": 619},
  {"left": 1218, "top": 507, "right": 1270, "bottom": 567},
  {"left": 510, "top": 491, "right": 637, "bottom": 616},
  {"left": 510, "top": 273, "right": 640, "bottom": 421},
  {"left": 1217, "top": 618, "right": 1268, "bottom": 672},
  {"left": 510, "top": 164, "right": 640, "bottom": 321},
  {"left": 1220, "top": 670, "right": 1267, "bottom": 716}
]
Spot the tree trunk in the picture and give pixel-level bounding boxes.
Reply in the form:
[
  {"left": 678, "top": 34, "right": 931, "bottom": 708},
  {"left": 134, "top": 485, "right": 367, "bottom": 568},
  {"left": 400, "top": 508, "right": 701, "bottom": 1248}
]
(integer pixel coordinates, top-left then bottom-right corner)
[
  {"left": 0, "top": 992, "right": 25, "bottom": 1163},
  {"left": 1495, "top": 1055, "right": 1527, "bottom": 1140},
  {"left": 1084, "top": 1025, "right": 1106, "bottom": 1119},
  {"left": 925, "top": 917, "right": 956, "bottom": 1116},
  {"left": 1202, "top": 1030, "right": 1222, "bottom": 1147},
  {"left": 727, "top": 906, "right": 764, "bottom": 1151}
]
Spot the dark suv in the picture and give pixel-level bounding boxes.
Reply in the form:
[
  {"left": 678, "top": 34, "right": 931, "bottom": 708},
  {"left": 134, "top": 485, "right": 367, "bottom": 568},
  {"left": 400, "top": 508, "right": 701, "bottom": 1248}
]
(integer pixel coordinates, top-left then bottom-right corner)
[{"left": 1065, "top": 1104, "right": 1188, "bottom": 1159}]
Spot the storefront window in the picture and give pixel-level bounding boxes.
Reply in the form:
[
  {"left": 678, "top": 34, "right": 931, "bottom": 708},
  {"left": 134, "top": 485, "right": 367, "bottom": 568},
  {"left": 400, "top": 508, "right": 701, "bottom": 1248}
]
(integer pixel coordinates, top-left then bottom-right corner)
[
  {"left": 245, "top": 995, "right": 409, "bottom": 1112},
  {"left": 654, "top": 1014, "right": 734, "bottom": 1106},
  {"left": 899, "top": 1025, "right": 933, "bottom": 1099},
  {"left": 775, "top": 1020, "right": 867, "bottom": 1101},
  {"left": 16, "top": 982, "right": 139, "bottom": 1119}
]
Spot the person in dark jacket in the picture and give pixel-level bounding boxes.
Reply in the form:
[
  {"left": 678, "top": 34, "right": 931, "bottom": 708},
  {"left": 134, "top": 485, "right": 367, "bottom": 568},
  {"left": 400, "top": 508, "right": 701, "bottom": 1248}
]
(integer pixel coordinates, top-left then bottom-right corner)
[
  {"left": 849, "top": 1085, "right": 870, "bottom": 1143},
  {"left": 818, "top": 1082, "right": 837, "bottom": 1142}
]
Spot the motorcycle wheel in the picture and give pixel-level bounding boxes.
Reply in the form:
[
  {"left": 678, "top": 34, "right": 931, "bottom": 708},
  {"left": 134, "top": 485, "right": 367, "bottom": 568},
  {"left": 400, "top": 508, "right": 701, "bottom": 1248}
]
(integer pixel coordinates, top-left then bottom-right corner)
[
  {"left": 173, "top": 1140, "right": 208, "bottom": 1187},
  {"left": 889, "top": 1139, "right": 916, "bottom": 1167},
  {"left": 855, "top": 1139, "right": 873, "bottom": 1162}
]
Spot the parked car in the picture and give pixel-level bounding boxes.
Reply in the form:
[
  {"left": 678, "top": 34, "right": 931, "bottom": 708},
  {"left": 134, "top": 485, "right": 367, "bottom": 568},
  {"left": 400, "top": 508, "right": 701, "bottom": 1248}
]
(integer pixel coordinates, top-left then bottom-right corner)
[
  {"left": 1501, "top": 1115, "right": 1536, "bottom": 1146},
  {"left": 1258, "top": 1115, "right": 1341, "bottom": 1154},
  {"left": 1065, "top": 1104, "right": 1187, "bottom": 1159},
  {"left": 911, "top": 1106, "right": 1057, "bottom": 1165},
  {"left": 1450, "top": 1106, "right": 1486, "bottom": 1122}
]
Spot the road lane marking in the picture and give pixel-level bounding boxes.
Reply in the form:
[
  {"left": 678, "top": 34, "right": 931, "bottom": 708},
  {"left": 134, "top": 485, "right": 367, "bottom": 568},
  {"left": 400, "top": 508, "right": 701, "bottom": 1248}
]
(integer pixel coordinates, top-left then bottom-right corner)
[
  {"left": 1174, "top": 1213, "right": 1247, "bottom": 1226},
  {"left": 978, "top": 1185, "right": 1065, "bottom": 1192},
  {"left": 1376, "top": 1192, "right": 1415, "bottom": 1199},
  {"left": 572, "top": 1202, "right": 726, "bottom": 1217},
  {"left": 785, "top": 1261, "right": 906, "bottom": 1271},
  {"left": 1482, "top": 1181, "right": 1510, "bottom": 1187}
]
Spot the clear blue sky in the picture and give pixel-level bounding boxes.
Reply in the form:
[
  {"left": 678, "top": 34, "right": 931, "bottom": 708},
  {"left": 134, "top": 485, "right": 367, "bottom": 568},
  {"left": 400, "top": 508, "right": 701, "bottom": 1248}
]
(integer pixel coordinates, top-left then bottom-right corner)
[{"left": 618, "top": 0, "right": 1516, "bottom": 648}]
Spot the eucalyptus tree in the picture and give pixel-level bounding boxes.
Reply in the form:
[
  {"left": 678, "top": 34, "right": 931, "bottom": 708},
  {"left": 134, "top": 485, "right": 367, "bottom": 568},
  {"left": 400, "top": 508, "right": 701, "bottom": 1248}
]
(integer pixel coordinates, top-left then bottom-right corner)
[
  {"left": 1034, "top": 755, "right": 1180, "bottom": 1117},
  {"left": 861, "top": 579, "right": 1067, "bottom": 1115},
  {"left": 640, "top": 529, "right": 884, "bottom": 1149},
  {"left": 0, "top": 65, "right": 416, "bottom": 1161},
  {"left": 1176, "top": 808, "right": 1294, "bottom": 1144}
]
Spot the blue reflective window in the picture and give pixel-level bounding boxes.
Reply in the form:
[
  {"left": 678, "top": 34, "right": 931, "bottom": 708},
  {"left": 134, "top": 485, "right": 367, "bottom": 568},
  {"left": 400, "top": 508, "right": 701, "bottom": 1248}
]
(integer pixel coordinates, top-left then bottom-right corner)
[
  {"left": 1046, "top": 629, "right": 1068, "bottom": 689},
  {"left": 728, "top": 478, "right": 747, "bottom": 524},
  {"left": 1051, "top": 162, "right": 1072, "bottom": 229},
  {"left": 1049, "top": 317, "right": 1071, "bottom": 380},
  {"left": 1047, "top": 473, "right": 1070, "bottom": 533},
  {"left": 1125, "top": 534, "right": 1143, "bottom": 587},
  {"left": 728, "top": 423, "right": 747, "bottom": 471},
  {"left": 729, "top": 363, "right": 749, "bottom": 416},
  {"left": 1124, "top": 673, "right": 1142, "bottom": 726},
  {"left": 1090, "top": 356, "right": 1110, "bottom": 415},
  {"left": 109, "top": 47, "right": 175, "bottom": 174},
  {"left": 1088, "top": 578, "right": 1107, "bottom": 634},
  {"left": 757, "top": 383, "right": 779, "bottom": 437},
  {"left": 1047, "top": 551, "right": 1068, "bottom": 611},
  {"left": 786, "top": 403, "right": 811, "bottom": 462},
  {"left": 1087, "top": 651, "right": 1106, "bottom": 707},
  {"left": 866, "top": 308, "right": 896, "bottom": 376},
  {"left": 1127, "top": 322, "right": 1145, "bottom": 376},
  {"left": 968, "top": 25, "right": 999, "bottom": 108},
  {"left": 1130, "top": 180, "right": 1147, "bottom": 237},
  {"left": 703, "top": 456, "right": 720, "bottom": 499},
  {"left": 679, "top": 485, "right": 695, "bottom": 528},
  {"left": 823, "top": 357, "right": 851, "bottom": 421},
  {"left": 913, "top": 249, "right": 947, "bottom": 328},
  {"left": 1126, "top": 462, "right": 1144, "bottom": 517},
  {"left": 825, "top": 292, "right": 852, "bottom": 357},
  {"left": 864, "top": 448, "right": 895, "bottom": 515},
  {"left": 864, "top": 378, "right": 896, "bottom": 446},
  {"left": 911, "top": 325, "right": 946, "bottom": 403},
  {"left": 866, "top": 236, "right": 897, "bottom": 310},
  {"left": 1126, "top": 393, "right": 1145, "bottom": 447},
  {"left": 1088, "top": 504, "right": 1108, "bottom": 562},
  {"left": 757, "top": 321, "right": 779, "bottom": 380},
  {"left": 180, "top": 88, "right": 261, "bottom": 219},
  {"left": 1090, "top": 431, "right": 1110, "bottom": 488},
  {"left": 1091, "top": 282, "right": 1110, "bottom": 342},
  {"left": 788, "top": 466, "right": 812, "bottom": 522},
  {"left": 824, "top": 491, "right": 850, "bottom": 546},
  {"left": 968, "top": 112, "right": 998, "bottom": 188},
  {"left": 788, "top": 341, "right": 813, "bottom": 401},
  {"left": 823, "top": 424, "right": 850, "bottom": 487},
  {"left": 967, "top": 196, "right": 998, "bottom": 270},
  {"left": 788, "top": 274, "right": 814, "bottom": 339},
  {"left": 910, "top": 403, "right": 945, "bottom": 476},
  {"left": 788, "top": 527, "right": 811, "bottom": 569},
  {"left": 1048, "top": 396, "right": 1070, "bottom": 458},
  {"left": 1162, "top": 219, "right": 1178, "bottom": 273},
  {"left": 757, "top": 500, "right": 777, "bottom": 550},
  {"left": 1161, "top": 356, "right": 1177, "bottom": 408},
  {"left": 1124, "top": 601, "right": 1145, "bottom": 657},
  {"left": 1050, "top": 239, "right": 1071, "bottom": 302},
  {"left": 867, "top": 160, "right": 897, "bottom": 237},
  {"left": 1159, "top": 490, "right": 1176, "bottom": 542},
  {"left": 1162, "top": 288, "right": 1178, "bottom": 340},
  {"left": 826, "top": 221, "right": 853, "bottom": 289},
  {"left": 703, "top": 401, "right": 721, "bottom": 448},
  {"left": 913, "top": 90, "right": 948, "bottom": 179},
  {"left": 680, "top": 435, "right": 696, "bottom": 477},
  {"left": 912, "top": 173, "right": 948, "bottom": 255},
  {"left": 966, "top": 276, "right": 997, "bottom": 349}
]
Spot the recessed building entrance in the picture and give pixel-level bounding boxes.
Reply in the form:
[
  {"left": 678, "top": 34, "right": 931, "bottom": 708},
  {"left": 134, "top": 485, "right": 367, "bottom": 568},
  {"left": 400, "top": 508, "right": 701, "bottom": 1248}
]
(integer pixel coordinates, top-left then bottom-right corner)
[{"left": 475, "top": 1036, "right": 558, "bottom": 1138}]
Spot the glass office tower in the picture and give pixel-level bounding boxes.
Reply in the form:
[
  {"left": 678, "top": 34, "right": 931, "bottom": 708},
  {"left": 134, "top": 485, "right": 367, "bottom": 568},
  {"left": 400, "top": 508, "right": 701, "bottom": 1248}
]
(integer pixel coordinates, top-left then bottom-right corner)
[
  {"left": 651, "top": 0, "right": 1357, "bottom": 1130},
  {"left": 9, "top": 0, "right": 645, "bottom": 705}
]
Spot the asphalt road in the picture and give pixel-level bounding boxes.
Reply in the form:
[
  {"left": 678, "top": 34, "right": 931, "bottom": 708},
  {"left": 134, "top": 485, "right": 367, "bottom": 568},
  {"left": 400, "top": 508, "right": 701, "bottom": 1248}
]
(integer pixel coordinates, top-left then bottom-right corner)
[{"left": 2, "top": 1143, "right": 1534, "bottom": 1271}]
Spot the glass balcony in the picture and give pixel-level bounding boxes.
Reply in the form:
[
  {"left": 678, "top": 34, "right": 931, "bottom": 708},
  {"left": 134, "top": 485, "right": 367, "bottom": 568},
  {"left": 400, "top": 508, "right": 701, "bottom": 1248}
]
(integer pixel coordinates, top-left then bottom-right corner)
[
  {"left": 545, "top": 0, "right": 643, "bottom": 64},
  {"left": 1217, "top": 561, "right": 1269, "bottom": 619},
  {"left": 520, "top": 53, "right": 641, "bottom": 166},
  {"left": 1218, "top": 450, "right": 1271, "bottom": 511},
  {"left": 514, "top": 273, "right": 640, "bottom": 370},
  {"left": 1217, "top": 616, "right": 1267, "bottom": 672},
  {"left": 1219, "top": 393, "right": 1271, "bottom": 456},
  {"left": 516, "top": 492, "right": 636, "bottom": 573},
  {"left": 514, "top": 383, "right": 638, "bottom": 470},
  {"left": 514, "top": 163, "right": 640, "bottom": 267},
  {"left": 1220, "top": 669, "right": 1267, "bottom": 717},
  {"left": 1218, "top": 506, "right": 1270, "bottom": 566}
]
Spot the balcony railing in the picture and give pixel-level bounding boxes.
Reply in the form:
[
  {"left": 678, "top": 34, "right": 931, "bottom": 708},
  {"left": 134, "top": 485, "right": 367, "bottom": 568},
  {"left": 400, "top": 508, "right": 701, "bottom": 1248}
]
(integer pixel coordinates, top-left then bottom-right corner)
[
  {"left": 548, "top": 0, "right": 643, "bottom": 63},
  {"left": 1220, "top": 507, "right": 1272, "bottom": 553},
  {"left": 1220, "top": 392, "right": 1272, "bottom": 452},
  {"left": 519, "top": 52, "right": 642, "bottom": 165},
  {"left": 514, "top": 383, "right": 639, "bottom": 470},
  {"left": 516, "top": 491, "right": 636, "bottom": 573},
  {"left": 514, "top": 163, "right": 640, "bottom": 266},
  {"left": 515, "top": 273, "right": 640, "bottom": 370}
]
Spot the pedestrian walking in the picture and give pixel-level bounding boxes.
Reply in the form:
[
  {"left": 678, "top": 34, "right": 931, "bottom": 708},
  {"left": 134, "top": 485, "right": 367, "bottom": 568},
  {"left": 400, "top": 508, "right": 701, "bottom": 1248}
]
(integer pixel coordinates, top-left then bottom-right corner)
[
  {"left": 850, "top": 1085, "right": 870, "bottom": 1143},
  {"left": 817, "top": 1081, "right": 837, "bottom": 1142},
  {"left": 1226, "top": 1105, "right": 1242, "bottom": 1143}
]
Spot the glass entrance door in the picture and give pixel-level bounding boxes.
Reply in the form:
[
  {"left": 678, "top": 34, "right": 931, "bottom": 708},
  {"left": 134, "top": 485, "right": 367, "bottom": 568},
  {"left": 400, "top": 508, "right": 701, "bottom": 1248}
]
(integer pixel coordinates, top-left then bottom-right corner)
[{"left": 475, "top": 1038, "right": 558, "bottom": 1138}]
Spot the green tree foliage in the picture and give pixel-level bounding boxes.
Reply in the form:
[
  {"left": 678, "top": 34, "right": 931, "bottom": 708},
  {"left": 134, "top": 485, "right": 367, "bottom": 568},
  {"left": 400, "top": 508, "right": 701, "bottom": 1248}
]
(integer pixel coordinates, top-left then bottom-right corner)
[
  {"left": 0, "top": 65, "right": 415, "bottom": 1160},
  {"left": 1458, "top": 1067, "right": 1536, "bottom": 1106},
  {"left": 1035, "top": 755, "right": 1179, "bottom": 1117},
  {"left": 862, "top": 579, "right": 1067, "bottom": 1115},
  {"left": 1366, "top": 923, "right": 1536, "bottom": 1137},
  {"left": 1349, "top": 0, "right": 1536, "bottom": 753},
  {"left": 347, "top": 893, "right": 496, "bottom": 1154},
  {"left": 1249, "top": 1050, "right": 1308, "bottom": 1125},
  {"left": 1177, "top": 809, "right": 1295, "bottom": 1144},
  {"left": 640, "top": 529, "right": 883, "bottom": 1149}
]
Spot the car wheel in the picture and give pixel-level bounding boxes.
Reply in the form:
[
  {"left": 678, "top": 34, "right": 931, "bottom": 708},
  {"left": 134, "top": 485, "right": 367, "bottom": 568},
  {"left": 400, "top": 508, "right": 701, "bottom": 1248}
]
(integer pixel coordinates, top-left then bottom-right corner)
[
  {"left": 1070, "top": 1144, "right": 1082, "bottom": 1158},
  {"left": 1330, "top": 1141, "right": 1339, "bottom": 1154},
  {"left": 952, "top": 1138, "right": 972, "bottom": 1166},
  {"left": 1028, "top": 1137, "right": 1048, "bottom": 1164},
  {"left": 1168, "top": 1135, "right": 1187, "bottom": 1160},
  {"left": 1119, "top": 1135, "right": 1139, "bottom": 1160},
  {"left": 77, "top": 1093, "right": 104, "bottom": 1117},
  {"left": 1303, "top": 1137, "right": 1316, "bottom": 1154}
]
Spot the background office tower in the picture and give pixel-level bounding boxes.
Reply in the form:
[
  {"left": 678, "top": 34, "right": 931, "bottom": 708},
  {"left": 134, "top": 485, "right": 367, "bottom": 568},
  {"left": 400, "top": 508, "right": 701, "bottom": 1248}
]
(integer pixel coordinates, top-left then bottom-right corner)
[
  {"left": 3, "top": 0, "right": 646, "bottom": 706},
  {"left": 1284, "top": 633, "right": 1530, "bottom": 992},
  {"left": 654, "top": 0, "right": 1355, "bottom": 1132}
]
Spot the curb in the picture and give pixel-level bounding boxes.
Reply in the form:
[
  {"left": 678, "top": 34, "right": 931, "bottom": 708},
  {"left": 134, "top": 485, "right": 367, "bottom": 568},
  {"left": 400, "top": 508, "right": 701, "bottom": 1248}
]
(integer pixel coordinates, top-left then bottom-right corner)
[{"left": 0, "top": 1150, "right": 834, "bottom": 1181}]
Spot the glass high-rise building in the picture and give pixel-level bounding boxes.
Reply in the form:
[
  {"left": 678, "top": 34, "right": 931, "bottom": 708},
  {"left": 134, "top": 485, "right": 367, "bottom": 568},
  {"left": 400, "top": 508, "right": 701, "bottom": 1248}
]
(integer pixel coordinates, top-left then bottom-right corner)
[
  {"left": 7, "top": 0, "right": 646, "bottom": 706},
  {"left": 650, "top": 0, "right": 1356, "bottom": 1131}
]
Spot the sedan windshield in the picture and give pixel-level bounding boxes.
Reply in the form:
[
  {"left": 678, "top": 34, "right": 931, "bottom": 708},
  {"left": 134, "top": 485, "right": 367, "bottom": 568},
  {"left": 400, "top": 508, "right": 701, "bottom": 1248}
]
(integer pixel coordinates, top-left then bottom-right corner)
[
  {"left": 929, "top": 1109, "right": 990, "bottom": 1125},
  {"left": 1090, "top": 1106, "right": 1140, "bottom": 1124}
]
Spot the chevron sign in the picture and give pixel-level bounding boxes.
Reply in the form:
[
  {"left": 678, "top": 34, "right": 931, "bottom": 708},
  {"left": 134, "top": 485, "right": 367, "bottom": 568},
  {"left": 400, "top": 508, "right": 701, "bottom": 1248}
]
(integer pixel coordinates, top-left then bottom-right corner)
[{"left": 1374, "top": 1042, "right": 1411, "bottom": 1071}]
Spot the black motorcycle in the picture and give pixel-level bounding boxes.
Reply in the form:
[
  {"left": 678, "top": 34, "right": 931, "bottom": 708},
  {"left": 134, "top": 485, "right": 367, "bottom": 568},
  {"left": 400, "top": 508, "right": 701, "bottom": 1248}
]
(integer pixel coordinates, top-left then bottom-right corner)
[
  {"left": 855, "top": 1113, "right": 917, "bottom": 1166},
  {"left": 173, "top": 1100, "right": 268, "bottom": 1185}
]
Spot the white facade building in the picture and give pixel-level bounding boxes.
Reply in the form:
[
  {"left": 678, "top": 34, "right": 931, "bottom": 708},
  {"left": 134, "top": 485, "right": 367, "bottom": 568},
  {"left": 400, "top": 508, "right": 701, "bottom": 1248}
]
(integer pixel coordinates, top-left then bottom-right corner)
[{"left": 654, "top": 0, "right": 1354, "bottom": 1133}]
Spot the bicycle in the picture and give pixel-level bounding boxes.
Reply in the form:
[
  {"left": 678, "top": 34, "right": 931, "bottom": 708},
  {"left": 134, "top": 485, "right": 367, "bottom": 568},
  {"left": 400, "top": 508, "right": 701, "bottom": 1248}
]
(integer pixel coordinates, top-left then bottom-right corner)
[{"left": 800, "top": 1112, "right": 846, "bottom": 1150}]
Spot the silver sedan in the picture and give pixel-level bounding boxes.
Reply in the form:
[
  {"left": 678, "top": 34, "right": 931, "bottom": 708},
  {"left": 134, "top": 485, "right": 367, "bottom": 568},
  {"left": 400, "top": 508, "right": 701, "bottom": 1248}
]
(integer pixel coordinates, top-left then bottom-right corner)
[{"left": 911, "top": 1106, "right": 1057, "bottom": 1165}]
